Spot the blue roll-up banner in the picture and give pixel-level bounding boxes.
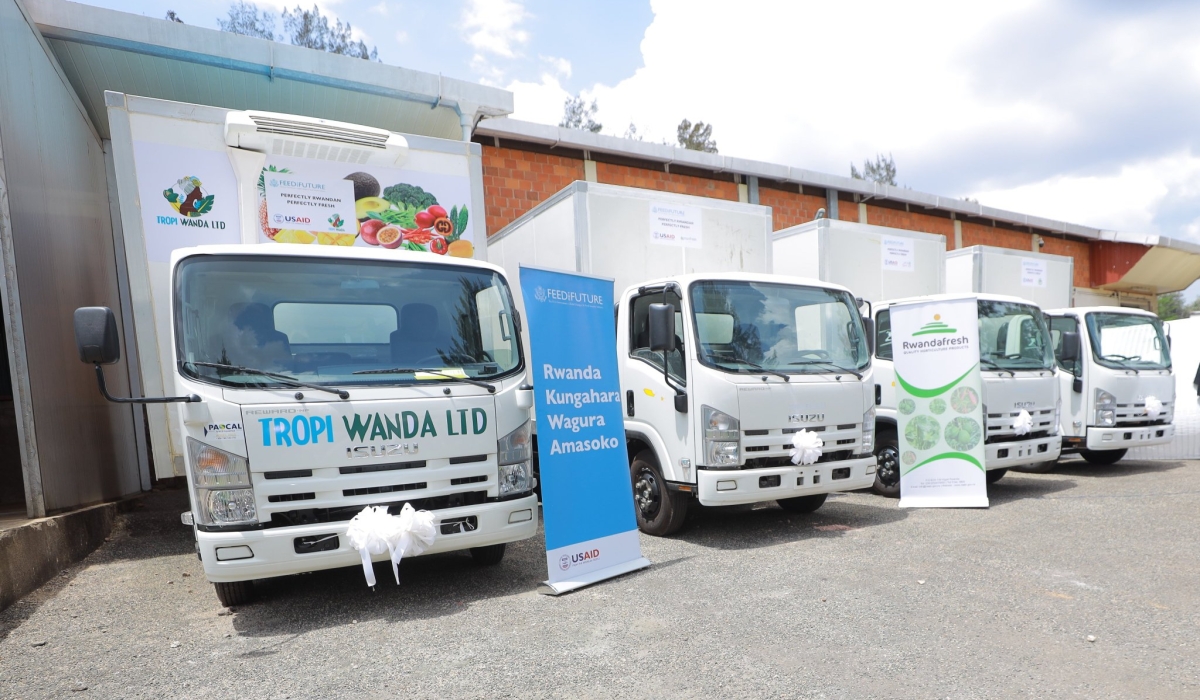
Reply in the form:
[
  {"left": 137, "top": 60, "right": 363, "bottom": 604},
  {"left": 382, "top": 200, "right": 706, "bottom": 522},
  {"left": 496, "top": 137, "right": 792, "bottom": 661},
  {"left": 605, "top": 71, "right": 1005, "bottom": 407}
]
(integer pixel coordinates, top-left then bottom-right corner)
[{"left": 519, "top": 266, "right": 650, "bottom": 595}]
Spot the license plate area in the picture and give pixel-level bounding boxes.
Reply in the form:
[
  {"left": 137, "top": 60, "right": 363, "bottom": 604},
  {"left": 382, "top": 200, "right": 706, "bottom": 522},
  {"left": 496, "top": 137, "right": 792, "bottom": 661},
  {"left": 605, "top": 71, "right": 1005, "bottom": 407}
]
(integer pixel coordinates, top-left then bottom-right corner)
[{"left": 440, "top": 516, "right": 478, "bottom": 535}]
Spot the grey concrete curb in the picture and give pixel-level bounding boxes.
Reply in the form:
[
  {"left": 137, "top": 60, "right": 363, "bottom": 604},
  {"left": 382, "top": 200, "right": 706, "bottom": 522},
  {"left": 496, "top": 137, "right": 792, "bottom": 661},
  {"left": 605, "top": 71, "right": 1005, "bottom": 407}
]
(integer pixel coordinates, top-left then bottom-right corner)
[{"left": 0, "top": 498, "right": 133, "bottom": 611}]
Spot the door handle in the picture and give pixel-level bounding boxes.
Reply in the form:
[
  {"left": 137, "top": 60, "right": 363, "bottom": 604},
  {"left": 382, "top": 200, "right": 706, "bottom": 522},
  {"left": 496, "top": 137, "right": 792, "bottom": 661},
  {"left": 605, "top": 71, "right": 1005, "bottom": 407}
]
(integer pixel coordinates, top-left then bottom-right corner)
[{"left": 626, "top": 389, "right": 635, "bottom": 417}]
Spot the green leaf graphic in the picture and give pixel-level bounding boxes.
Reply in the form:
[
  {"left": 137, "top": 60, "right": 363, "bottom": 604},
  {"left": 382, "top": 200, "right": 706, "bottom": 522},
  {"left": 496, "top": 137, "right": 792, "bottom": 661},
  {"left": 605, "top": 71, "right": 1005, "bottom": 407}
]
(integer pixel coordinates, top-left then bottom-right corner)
[
  {"left": 902, "top": 451, "right": 985, "bottom": 475},
  {"left": 895, "top": 363, "right": 978, "bottom": 398},
  {"left": 194, "top": 195, "right": 214, "bottom": 215}
]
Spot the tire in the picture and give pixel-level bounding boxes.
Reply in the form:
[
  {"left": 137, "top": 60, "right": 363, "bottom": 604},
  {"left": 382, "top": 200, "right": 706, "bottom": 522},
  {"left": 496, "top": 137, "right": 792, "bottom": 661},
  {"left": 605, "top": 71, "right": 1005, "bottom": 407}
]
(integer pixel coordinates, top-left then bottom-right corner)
[
  {"left": 985, "top": 468, "right": 1008, "bottom": 484},
  {"left": 470, "top": 543, "right": 506, "bottom": 566},
  {"left": 1016, "top": 460, "right": 1056, "bottom": 474},
  {"left": 872, "top": 429, "right": 901, "bottom": 498},
  {"left": 213, "top": 580, "right": 255, "bottom": 607},
  {"left": 1080, "top": 448, "right": 1127, "bottom": 465},
  {"left": 777, "top": 493, "right": 827, "bottom": 514},
  {"left": 630, "top": 449, "right": 689, "bottom": 536}
]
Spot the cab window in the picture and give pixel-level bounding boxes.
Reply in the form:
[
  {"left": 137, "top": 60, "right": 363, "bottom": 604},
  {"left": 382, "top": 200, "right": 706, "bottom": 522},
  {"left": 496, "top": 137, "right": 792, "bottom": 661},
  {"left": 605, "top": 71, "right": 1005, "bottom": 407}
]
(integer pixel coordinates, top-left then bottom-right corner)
[
  {"left": 629, "top": 291, "right": 686, "bottom": 384},
  {"left": 1048, "top": 315, "right": 1080, "bottom": 375},
  {"left": 875, "top": 309, "right": 892, "bottom": 360}
]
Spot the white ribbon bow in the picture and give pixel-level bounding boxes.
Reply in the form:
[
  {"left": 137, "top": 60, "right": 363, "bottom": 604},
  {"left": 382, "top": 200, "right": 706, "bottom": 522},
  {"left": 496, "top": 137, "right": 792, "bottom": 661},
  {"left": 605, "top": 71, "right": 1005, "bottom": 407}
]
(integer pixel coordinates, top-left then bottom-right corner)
[
  {"left": 790, "top": 429, "right": 824, "bottom": 465},
  {"left": 345, "top": 504, "right": 437, "bottom": 587},
  {"left": 1144, "top": 396, "right": 1162, "bottom": 419},
  {"left": 1013, "top": 409, "right": 1033, "bottom": 436}
]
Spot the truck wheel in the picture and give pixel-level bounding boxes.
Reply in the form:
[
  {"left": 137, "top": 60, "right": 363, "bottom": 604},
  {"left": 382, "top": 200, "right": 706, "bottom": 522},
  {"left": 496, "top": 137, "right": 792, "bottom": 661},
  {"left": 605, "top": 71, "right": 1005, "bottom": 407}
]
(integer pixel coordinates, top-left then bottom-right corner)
[
  {"left": 777, "top": 493, "right": 827, "bottom": 514},
  {"left": 1081, "top": 448, "right": 1127, "bottom": 465},
  {"left": 631, "top": 450, "right": 689, "bottom": 536},
  {"left": 872, "top": 430, "right": 901, "bottom": 498},
  {"left": 985, "top": 469, "right": 1007, "bottom": 484},
  {"left": 213, "top": 580, "right": 256, "bottom": 607},
  {"left": 470, "top": 543, "right": 506, "bottom": 566}
]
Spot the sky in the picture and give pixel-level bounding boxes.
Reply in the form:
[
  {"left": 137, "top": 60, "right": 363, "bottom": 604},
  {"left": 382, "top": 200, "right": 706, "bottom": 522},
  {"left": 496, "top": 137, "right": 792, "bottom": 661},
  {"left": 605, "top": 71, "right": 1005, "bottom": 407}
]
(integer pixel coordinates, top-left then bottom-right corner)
[{"left": 83, "top": 0, "right": 1200, "bottom": 299}]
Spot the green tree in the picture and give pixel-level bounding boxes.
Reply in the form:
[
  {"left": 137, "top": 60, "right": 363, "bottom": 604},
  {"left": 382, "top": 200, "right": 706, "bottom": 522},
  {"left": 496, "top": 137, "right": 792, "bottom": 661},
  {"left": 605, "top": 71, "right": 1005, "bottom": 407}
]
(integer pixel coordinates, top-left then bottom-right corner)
[
  {"left": 560, "top": 95, "right": 602, "bottom": 133},
  {"left": 217, "top": 1, "right": 276, "bottom": 40},
  {"left": 677, "top": 119, "right": 717, "bottom": 153},
  {"left": 1157, "top": 291, "right": 1189, "bottom": 321},
  {"left": 851, "top": 153, "right": 898, "bottom": 185},
  {"left": 165, "top": 10, "right": 183, "bottom": 22},
  {"left": 282, "top": 4, "right": 378, "bottom": 60}
]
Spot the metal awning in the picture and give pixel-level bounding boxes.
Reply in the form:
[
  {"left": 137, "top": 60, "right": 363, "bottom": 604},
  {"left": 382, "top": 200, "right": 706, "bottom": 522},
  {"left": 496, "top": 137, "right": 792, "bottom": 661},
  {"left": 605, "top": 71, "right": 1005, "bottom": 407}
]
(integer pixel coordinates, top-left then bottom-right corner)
[
  {"left": 1098, "top": 233, "right": 1200, "bottom": 295},
  {"left": 24, "top": 0, "right": 513, "bottom": 141}
]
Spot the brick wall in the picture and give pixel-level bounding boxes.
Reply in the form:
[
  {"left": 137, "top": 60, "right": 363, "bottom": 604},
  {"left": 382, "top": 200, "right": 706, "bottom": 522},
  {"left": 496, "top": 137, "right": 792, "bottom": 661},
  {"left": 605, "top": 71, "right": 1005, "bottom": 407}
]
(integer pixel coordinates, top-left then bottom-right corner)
[
  {"left": 1090, "top": 241, "right": 1150, "bottom": 287},
  {"left": 864, "top": 204, "right": 954, "bottom": 248},
  {"left": 757, "top": 185, "right": 827, "bottom": 230},
  {"left": 1040, "top": 236, "right": 1091, "bottom": 288},
  {"left": 594, "top": 162, "right": 739, "bottom": 201},
  {"left": 960, "top": 221, "right": 1033, "bottom": 251},
  {"left": 481, "top": 145, "right": 585, "bottom": 235}
]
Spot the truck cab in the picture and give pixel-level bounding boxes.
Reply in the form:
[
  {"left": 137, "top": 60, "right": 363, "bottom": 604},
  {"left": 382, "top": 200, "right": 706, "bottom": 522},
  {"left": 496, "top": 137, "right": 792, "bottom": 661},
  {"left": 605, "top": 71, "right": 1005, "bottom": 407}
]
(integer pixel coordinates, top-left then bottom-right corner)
[
  {"left": 1045, "top": 306, "right": 1175, "bottom": 463},
  {"left": 76, "top": 244, "right": 538, "bottom": 605},
  {"left": 617, "top": 272, "right": 878, "bottom": 535},
  {"left": 871, "top": 293, "right": 1063, "bottom": 495}
]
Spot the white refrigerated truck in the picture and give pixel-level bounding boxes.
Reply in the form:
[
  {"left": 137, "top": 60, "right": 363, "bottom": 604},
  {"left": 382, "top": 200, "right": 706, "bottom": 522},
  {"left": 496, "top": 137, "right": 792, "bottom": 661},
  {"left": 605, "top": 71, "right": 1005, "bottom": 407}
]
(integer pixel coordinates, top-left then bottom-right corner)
[
  {"left": 1044, "top": 306, "right": 1175, "bottom": 463},
  {"left": 770, "top": 219, "right": 1064, "bottom": 494},
  {"left": 74, "top": 96, "right": 538, "bottom": 605},
  {"left": 871, "top": 293, "right": 1064, "bottom": 494},
  {"left": 490, "top": 183, "right": 878, "bottom": 534}
]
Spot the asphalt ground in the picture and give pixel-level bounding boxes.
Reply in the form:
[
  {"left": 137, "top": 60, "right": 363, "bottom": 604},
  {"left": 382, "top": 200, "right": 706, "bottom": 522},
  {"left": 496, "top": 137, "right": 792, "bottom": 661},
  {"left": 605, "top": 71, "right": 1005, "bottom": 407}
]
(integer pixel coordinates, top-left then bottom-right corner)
[{"left": 1, "top": 457, "right": 1198, "bottom": 699}]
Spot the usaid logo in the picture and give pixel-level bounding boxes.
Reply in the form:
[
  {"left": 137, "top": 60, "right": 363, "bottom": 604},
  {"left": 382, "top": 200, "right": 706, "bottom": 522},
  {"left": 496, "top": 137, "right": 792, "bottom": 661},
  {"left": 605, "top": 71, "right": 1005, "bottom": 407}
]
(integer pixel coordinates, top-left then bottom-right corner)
[
  {"left": 536, "top": 286, "right": 603, "bottom": 307},
  {"left": 559, "top": 548, "right": 601, "bottom": 571},
  {"left": 274, "top": 214, "right": 313, "bottom": 225}
]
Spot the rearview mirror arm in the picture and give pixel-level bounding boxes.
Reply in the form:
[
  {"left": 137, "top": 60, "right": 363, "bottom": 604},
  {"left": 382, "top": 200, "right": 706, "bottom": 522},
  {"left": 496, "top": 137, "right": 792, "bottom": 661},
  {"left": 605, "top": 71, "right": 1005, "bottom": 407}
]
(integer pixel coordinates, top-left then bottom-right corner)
[{"left": 93, "top": 364, "right": 200, "bottom": 404}]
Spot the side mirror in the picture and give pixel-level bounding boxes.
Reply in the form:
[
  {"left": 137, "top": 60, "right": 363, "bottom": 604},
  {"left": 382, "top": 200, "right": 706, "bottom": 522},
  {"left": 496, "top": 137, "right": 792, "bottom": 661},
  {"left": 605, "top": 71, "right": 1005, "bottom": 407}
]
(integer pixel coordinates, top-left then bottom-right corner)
[
  {"left": 74, "top": 307, "right": 121, "bottom": 365},
  {"left": 861, "top": 316, "right": 876, "bottom": 356},
  {"left": 1073, "top": 376, "right": 1083, "bottom": 394},
  {"left": 673, "top": 393, "right": 688, "bottom": 413},
  {"left": 1059, "top": 331, "right": 1080, "bottom": 363},
  {"left": 648, "top": 303, "right": 676, "bottom": 352}
]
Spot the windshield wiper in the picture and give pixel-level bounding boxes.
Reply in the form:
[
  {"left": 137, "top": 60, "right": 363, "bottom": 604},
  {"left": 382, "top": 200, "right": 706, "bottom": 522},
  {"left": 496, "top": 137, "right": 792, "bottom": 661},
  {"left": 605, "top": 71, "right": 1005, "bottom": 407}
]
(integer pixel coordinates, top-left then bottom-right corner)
[
  {"left": 1101, "top": 354, "right": 1141, "bottom": 373},
  {"left": 979, "top": 358, "right": 1015, "bottom": 377},
  {"left": 353, "top": 367, "right": 496, "bottom": 393},
  {"left": 788, "top": 360, "right": 863, "bottom": 379},
  {"left": 710, "top": 356, "right": 789, "bottom": 382},
  {"left": 187, "top": 362, "right": 349, "bottom": 399}
]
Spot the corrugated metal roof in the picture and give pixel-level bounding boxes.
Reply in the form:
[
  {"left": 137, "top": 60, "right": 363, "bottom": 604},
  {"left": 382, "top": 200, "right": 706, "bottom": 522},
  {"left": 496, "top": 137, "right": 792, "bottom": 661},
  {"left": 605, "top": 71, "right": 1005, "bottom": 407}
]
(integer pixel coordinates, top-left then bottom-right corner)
[{"left": 25, "top": 0, "right": 513, "bottom": 140}]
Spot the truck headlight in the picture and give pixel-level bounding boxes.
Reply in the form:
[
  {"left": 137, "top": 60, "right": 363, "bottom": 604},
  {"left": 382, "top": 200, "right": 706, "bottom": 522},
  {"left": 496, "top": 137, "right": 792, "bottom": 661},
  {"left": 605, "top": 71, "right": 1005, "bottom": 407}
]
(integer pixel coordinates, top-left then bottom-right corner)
[
  {"left": 187, "top": 438, "right": 256, "bottom": 526},
  {"left": 702, "top": 405, "right": 739, "bottom": 468},
  {"left": 497, "top": 421, "right": 533, "bottom": 498},
  {"left": 1095, "top": 389, "right": 1116, "bottom": 427},
  {"left": 859, "top": 406, "right": 876, "bottom": 454}
]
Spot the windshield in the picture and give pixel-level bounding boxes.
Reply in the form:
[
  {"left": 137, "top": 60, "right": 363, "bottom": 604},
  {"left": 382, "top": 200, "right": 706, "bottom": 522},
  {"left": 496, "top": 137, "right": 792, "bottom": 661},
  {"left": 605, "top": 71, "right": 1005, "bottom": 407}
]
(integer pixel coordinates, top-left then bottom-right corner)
[
  {"left": 1086, "top": 312, "right": 1171, "bottom": 370},
  {"left": 977, "top": 300, "right": 1054, "bottom": 371},
  {"left": 175, "top": 255, "right": 521, "bottom": 388},
  {"left": 689, "top": 280, "right": 869, "bottom": 375}
]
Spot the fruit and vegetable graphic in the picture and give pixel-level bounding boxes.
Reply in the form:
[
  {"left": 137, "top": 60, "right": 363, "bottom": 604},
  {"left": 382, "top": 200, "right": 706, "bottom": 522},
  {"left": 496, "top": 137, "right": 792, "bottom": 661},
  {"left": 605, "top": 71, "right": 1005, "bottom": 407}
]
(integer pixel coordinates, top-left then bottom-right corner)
[
  {"left": 929, "top": 398, "right": 947, "bottom": 415},
  {"left": 164, "top": 176, "right": 214, "bottom": 217},
  {"left": 904, "top": 415, "right": 940, "bottom": 451},
  {"left": 950, "top": 386, "right": 980, "bottom": 414},
  {"left": 257, "top": 167, "right": 472, "bottom": 256},
  {"left": 944, "top": 417, "right": 982, "bottom": 451}
]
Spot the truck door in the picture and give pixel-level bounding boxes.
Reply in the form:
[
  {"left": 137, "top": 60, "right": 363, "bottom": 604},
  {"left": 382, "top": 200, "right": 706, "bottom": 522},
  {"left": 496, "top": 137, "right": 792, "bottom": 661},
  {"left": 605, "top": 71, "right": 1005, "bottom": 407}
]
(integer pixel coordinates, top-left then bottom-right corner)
[
  {"left": 874, "top": 308, "right": 896, "bottom": 417},
  {"left": 623, "top": 290, "right": 692, "bottom": 482},
  {"left": 1048, "top": 315, "right": 1085, "bottom": 436}
]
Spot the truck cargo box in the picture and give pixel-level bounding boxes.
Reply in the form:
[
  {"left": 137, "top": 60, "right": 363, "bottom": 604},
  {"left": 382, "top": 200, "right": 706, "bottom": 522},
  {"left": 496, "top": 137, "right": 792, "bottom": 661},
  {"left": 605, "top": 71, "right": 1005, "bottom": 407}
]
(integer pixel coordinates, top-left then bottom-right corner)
[
  {"left": 771, "top": 218, "right": 946, "bottom": 303},
  {"left": 946, "top": 245, "right": 1073, "bottom": 309}
]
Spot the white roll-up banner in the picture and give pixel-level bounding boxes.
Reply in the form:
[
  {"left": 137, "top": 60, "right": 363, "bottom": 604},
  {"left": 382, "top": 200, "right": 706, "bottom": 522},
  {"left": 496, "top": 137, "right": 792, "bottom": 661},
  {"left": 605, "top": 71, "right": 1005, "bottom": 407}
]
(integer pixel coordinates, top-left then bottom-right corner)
[{"left": 891, "top": 298, "right": 989, "bottom": 508}]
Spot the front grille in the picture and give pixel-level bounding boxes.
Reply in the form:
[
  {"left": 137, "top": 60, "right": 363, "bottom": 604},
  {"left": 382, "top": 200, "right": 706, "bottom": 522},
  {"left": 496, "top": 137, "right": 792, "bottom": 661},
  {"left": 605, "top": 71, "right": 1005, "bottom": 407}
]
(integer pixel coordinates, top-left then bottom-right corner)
[
  {"left": 744, "top": 450, "right": 853, "bottom": 469},
  {"left": 268, "top": 490, "right": 489, "bottom": 528},
  {"left": 265, "top": 470, "right": 313, "bottom": 480},
  {"left": 268, "top": 492, "right": 315, "bottom": 503},
  {"left": 343, "top": 482, "right": 426, "bottom": 497},
  {"left": 986, "top": 430, "right": 1053, "bottom": 445},
  {"left": 450, "top": 475, "right": 488, "bottom": 486},
  {"left": 339, "top": 461, "right": 425, "bottom": 475}
]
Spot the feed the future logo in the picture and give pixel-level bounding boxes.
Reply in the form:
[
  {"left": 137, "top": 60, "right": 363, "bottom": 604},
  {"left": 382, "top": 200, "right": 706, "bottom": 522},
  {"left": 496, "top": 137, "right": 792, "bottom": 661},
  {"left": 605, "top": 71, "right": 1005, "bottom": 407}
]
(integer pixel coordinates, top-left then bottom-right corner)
[
  {"left": 913, "top": 314, "right": 957, "bottom": 336},
  {"left": 159, "top": 176, "right": 226, "bottom": 229}
]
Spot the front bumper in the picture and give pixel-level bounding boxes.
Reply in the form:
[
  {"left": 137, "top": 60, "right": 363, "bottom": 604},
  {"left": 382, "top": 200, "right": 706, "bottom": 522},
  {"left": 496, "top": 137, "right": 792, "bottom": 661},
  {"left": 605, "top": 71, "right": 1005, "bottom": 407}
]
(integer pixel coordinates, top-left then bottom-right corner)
[
  {"left": 196, "top": 494, "right": 539, "bottom": 583},
  {"left": 984, "top": 435, "right": 1062, "bottom": 470},
  {"left": 1086, "top": 424, "right": 1174, "bottom": 450},
  {"left": 696, "top": 455, "right": 876, "bottom": 506}
]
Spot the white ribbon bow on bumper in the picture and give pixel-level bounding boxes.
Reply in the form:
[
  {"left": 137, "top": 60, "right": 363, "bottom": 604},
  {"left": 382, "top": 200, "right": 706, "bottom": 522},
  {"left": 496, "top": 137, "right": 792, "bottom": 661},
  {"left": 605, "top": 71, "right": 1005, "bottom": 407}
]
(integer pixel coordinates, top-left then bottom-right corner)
[
  {"left": 790, "top": 429, "right": 824, "bottom": 466},
  {"left": 1144, "top": 396, "right": 1162, "bottom": 419},
  {"left": 1013, "top": 409, "right": 1033, "bottom": 437},
  {"left": 345, "top": 504, "right": 437, "bottom": 587}
]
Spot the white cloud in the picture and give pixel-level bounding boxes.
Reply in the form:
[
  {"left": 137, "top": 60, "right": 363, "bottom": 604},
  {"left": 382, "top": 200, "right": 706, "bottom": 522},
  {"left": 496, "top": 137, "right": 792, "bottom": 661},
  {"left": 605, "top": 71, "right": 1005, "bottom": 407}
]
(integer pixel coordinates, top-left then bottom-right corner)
[
  {"left": 461, "top": 0, "right": 529, "bottom": 59},
  {"left": 507, "top": 73, "right": 571, "bottom": 124},
  {"left": 370, "top": 1, "right": 388, "bottom": 15},
  {"left": 539, "top": 55, "right": 571, "bottom": 79},
  {"left": 395, "top": 29, "right": 408, "bottom": 43}
]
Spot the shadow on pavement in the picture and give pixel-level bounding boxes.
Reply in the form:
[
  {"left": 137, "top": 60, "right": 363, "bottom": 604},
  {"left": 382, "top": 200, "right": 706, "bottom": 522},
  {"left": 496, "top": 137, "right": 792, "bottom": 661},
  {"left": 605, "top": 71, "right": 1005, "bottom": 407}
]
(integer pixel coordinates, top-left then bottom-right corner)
[
  {"left": 676, "top": 495, "right": 908, "bottom": 551},
  {"left": 984, "top": 473, "right": 1078, "bottom": 506},
  {"left": 1049, "top": 459, "right": 1189, "bottom": 479}
]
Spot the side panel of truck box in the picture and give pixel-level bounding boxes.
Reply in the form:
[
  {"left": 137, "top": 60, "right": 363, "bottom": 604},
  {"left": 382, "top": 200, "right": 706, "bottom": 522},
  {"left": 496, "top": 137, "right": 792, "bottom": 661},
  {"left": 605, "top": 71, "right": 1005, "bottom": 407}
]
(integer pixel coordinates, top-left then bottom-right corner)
[
  {"left": 946, "top": 246, "right": 1073, "bottom": 310},
  {"left": 772, "top": 219, "right": 946, "bottom": 303}
]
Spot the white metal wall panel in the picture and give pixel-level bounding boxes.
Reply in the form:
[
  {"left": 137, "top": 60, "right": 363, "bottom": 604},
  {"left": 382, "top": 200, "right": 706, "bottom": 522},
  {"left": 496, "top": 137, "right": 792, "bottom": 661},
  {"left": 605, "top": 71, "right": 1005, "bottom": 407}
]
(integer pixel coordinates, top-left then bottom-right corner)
[{"left": 0, "top": 0, "right": 141, "bottom": 514}]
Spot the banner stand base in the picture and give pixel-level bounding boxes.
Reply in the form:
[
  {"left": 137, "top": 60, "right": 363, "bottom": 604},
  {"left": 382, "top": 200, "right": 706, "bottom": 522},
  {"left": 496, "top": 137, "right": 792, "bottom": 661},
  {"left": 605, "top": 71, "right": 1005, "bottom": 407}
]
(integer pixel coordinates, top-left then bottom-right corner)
[{"left": 538, "top": 557, "right": 651, "bottom": 596}]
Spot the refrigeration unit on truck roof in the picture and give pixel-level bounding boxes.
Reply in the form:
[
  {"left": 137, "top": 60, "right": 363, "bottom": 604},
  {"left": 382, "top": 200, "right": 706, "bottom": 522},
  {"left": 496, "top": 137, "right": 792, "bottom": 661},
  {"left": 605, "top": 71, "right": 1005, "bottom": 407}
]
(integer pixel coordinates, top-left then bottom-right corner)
[
  {"left": 771, "top": 218, "right": 947, "bottom": 304},
  {"left": 946, "top": 245, "right": 1074, "bottom": 310}
]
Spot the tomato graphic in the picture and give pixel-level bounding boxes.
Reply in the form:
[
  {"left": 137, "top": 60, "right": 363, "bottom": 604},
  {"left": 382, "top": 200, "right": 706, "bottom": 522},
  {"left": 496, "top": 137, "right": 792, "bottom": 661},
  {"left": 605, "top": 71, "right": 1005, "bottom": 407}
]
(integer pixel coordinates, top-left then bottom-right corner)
[{"left": 429, "top": 236, "right": 448, "bottom": 255}]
